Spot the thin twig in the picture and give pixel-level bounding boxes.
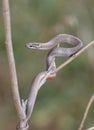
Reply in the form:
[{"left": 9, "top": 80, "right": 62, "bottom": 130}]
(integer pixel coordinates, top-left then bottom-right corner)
[
  {"left": 55, "top": 40, "right": 94, "bottom": 73},
  {"left": 2, "top": 0, "right": 28, "bottom": 129},
  {"left": 78, "top": 95, "right": 94, "bottom": 130}
]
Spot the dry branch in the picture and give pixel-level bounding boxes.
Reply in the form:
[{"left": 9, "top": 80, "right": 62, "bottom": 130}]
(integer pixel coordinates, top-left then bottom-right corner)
[
  {"left": 78, "top": 95, "right": 94, "bottom": 130},
  {"left": 55, "top": 40, "right": 94, "bottom": 73},
  {"left": 2, "top": 0, "right": 28, "bottom": 129}
]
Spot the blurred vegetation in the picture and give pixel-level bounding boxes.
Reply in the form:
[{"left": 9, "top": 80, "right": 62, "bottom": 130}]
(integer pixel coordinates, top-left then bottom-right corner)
[{"left": 0, "top": 0, "right": 94, "bottom": 130}]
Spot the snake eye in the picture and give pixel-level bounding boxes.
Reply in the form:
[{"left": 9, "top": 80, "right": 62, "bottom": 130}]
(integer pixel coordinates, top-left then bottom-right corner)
[
  {"left": 26, "top": 42, "right": 40, "bottom": 49},
  {"left": 30, "top": 43, "right": 39, "bottom": 48}
]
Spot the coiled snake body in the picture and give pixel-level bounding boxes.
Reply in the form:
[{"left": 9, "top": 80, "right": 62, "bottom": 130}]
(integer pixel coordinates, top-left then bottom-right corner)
[
  {"left": 26, "top": 34, "right": 83, "bottom": 79},
  {"left": 26, "top": 34, "right": 83, "bottom": 120}
]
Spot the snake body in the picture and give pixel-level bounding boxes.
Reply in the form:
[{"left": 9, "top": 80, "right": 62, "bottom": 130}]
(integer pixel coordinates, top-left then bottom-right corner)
[
  {"left": 26, "top": 71, "right": 47, "bottom": 120},
  {"left": 26, "top": 34, "right": 83, "bottom": 50},
  {"left": 26, "top": 34, "right": 83, "bottom": 79},
  {"left": 26, "top": 62, "right": 54, "bottom": 120},
  {"left": 26, "top": 34, "right": 83, "bottom": 120}
]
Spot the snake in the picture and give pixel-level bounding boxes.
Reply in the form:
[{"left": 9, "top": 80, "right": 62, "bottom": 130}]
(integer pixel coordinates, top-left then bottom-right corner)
[
  {"left": 26, "top": 34, "right": 83, "bottom": 79},
  {"left": 26, "top": 62, "right": 54, "bottom": 120},
  {"left": 26, "top": 34, "right": 83, "bottom": 120}
]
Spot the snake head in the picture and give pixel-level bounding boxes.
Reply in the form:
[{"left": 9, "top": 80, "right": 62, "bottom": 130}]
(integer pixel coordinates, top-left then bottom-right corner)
[{"left": 26, "top": 42, "right": 40, "bottom": 49}]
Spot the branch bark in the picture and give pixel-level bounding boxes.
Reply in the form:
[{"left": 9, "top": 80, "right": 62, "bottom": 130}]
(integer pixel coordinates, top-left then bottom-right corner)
[{"left": 2, "top": 0, "right": 28, "bottom": 129}]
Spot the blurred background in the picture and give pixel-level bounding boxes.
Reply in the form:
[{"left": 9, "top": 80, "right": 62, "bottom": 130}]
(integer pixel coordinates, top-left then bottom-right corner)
[{"left": 0, "top": 0, "right": 94, "bottom": 130}]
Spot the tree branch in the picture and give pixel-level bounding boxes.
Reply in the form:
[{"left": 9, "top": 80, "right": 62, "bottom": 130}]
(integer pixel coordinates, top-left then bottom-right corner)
[
  {"left": 55, "top": 40, "right": 94, "bottom": 73},
  {"left": 78, "top": 95, "right": 94, "bottom": 130},
  {"left": 2, "top": 0, "right": 28, "bottom": 129}
]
